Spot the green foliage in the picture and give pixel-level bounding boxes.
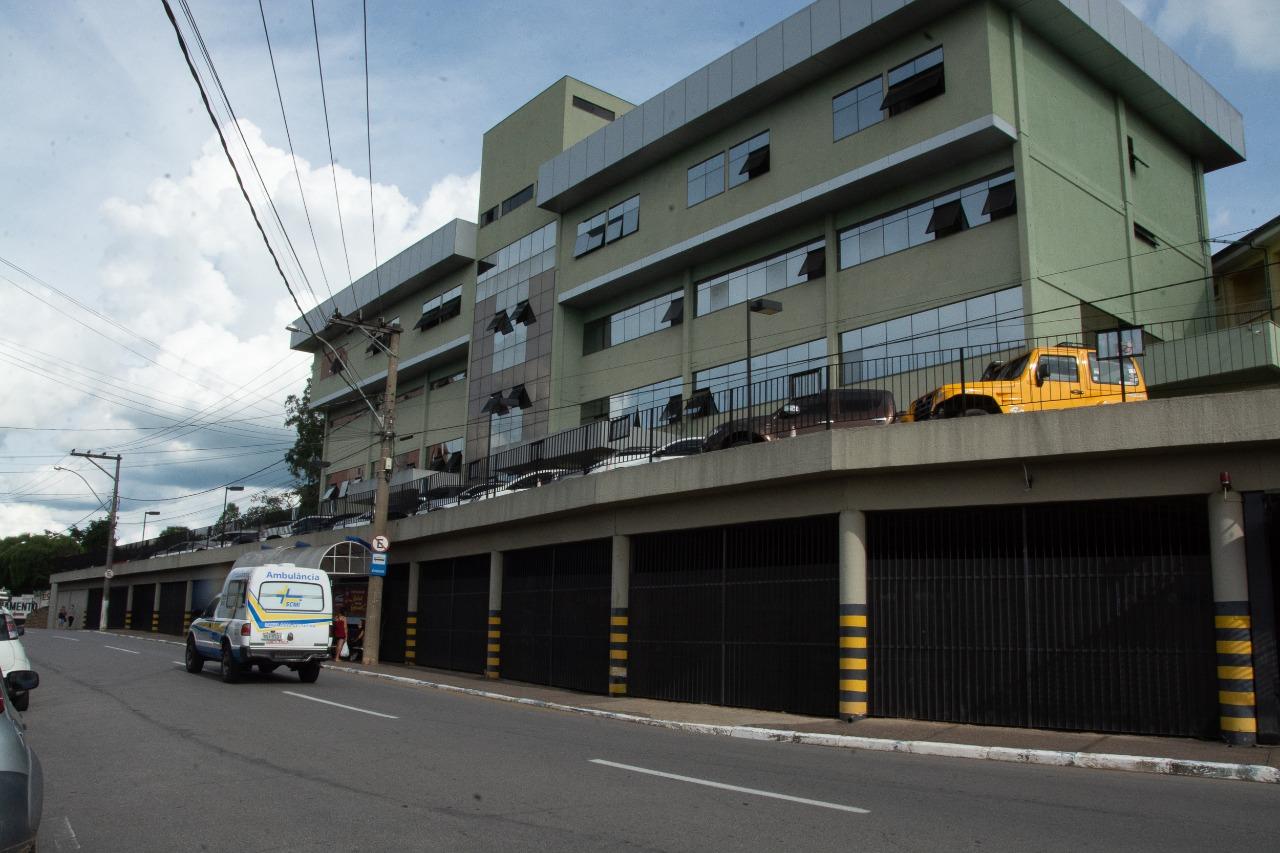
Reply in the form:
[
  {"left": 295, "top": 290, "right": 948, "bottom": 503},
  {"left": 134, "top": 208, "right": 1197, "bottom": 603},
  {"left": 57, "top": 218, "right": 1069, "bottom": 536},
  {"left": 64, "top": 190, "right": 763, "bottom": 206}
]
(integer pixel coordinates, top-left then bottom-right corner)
[
  {"left": 158, "top": 525, "right": 191, "bottom": 540},
  {"left": 68, "top": 517, "right": 112, "bottom": 554},
  {"left": 241, "top": 493, "right": 293, "bottom": 528},
  {"left": 217, "top": 502, "right": 241, "bottom": 527},
  {"left": 285, "top": 378, "right": 325, "bottom": 512},
  {"left": 0, "top": 532, "right": 82, "bottom": 592}
]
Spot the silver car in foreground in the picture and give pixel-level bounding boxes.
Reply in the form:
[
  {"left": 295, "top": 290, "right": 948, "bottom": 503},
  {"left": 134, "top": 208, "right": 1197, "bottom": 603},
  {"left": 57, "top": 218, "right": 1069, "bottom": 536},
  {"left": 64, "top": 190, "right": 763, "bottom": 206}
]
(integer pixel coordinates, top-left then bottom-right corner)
[{"left": 0, "top": 666, "right": 41, "bottom": 852}]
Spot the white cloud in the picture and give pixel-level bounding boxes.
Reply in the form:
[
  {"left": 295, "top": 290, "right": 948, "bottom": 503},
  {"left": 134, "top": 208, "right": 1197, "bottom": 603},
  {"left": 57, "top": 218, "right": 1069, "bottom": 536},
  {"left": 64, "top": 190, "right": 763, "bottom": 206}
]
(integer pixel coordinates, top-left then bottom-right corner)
[
  {"left": 1133, "top": 1, "right": 1280, "bottom": 72},
  {"left": 0, "top": 119, "right": 480, "bottom": 538}
]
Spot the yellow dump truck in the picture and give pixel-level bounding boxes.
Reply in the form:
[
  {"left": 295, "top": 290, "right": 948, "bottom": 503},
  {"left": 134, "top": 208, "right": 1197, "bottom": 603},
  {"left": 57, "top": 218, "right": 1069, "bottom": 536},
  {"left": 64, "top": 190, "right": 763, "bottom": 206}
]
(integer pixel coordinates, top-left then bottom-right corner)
[{"left": 904, "top": 344, "right": 1146, "bottom": 421}]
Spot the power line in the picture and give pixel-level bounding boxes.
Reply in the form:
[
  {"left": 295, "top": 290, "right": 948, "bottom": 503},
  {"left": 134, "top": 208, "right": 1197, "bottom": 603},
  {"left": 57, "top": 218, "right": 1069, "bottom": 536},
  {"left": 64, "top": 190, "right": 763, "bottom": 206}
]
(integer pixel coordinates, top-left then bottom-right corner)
[
  {"left": 362, "top": 0, "right": 383, "bottom": 304},
  {"left": 309, "top": 0, "right": 356, "bottom": 303},
  {"left": 257, "top": 0, "right": 336, "bottom": 306}
]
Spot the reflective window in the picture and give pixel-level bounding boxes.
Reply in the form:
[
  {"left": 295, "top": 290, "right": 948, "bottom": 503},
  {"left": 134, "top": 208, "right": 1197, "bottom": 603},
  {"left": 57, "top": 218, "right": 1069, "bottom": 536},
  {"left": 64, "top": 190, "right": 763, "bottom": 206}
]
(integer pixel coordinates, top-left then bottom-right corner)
[
  {"left": 582, "top": 376, "right": 683, "bottom": 426},
  {"left": 695, "top": 239, "right": 825, "bottom": 316},
  {"left": 727, "top": 131, "right": 770, "bottom": 189},
  {"left": 839, "top": 286, "right": 1024, "bottom": 383},
  {"left": 833, "top": 77, "right": 885, "bottom": 141},
  {"left": 416, "top": 285, "right": 463, "bottom": 331},
  {"left": 574, "top": 195, "right": 640, "bottom": 258},
  {"left": 838, "top": 171, "right": 1014, "bottom": 271},
  {"left": 694, "top": 338, "right": 828, "bottom": 410},
  {"left": 1038, "top": 355, "right": 1080, "bottom": 383},
  {"left": 883, "top": 46, "right": 945, "bottom": 116},
  {"left": 489, "top": 409, "right": 523, "bottom": 450},
  {"left": 476, "top": 221, "right": 557, "bottom": 303},
  {"left": 427, "top": 437, "right": 465, "bottom": 472},
  {"left": 687, "top": 153, "right": 725, "bottom": 207},
  {"left": 583, "top": 289, "right": 683, "bottom": 355}
]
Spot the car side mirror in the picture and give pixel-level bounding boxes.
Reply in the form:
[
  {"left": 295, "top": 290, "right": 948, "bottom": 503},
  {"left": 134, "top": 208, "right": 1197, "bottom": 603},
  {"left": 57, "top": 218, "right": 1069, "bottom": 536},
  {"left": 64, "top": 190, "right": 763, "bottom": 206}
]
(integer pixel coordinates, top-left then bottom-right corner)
[
  {"left": 1034, "top": 362, "right": 1050, "bottom": 385},
  {"left": 6, "top": 671, "right": 38, "bottom": 692}
]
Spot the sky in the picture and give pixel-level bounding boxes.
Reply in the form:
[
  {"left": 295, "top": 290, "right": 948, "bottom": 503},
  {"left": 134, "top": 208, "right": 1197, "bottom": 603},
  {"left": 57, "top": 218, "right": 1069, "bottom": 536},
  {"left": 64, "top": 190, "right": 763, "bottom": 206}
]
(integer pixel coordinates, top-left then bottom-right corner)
[{"left": 0, "top": 0, "right": 1276, "bottom": 542}]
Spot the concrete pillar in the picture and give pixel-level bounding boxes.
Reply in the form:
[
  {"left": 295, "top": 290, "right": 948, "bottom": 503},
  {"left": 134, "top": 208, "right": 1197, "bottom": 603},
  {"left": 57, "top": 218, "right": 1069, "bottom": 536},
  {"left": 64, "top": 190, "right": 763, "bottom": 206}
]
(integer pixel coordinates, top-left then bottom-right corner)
[
  {"left": 404, "top": 563, "right": 421, "bottom": 666},
  {"left": 609, "top": 534, "right": 631, "bottom": 697},
  {"left": 838, "top": 509, "right": 869, "bottom": 720},
  {"left": 182, "top": 580, "right": 194, "bottom": 635},
  {"left": 486, "top": 551, "right": 503, "bottom": 679},
  {"left": 151, "top": 584, "right": 161, "bottom": 633},
  {"left": 124, "top": 585, "right": 134, "bottom": 630},
  {"left": 1209, "top": 492, "right": 1258, "bottom": 745},
  {"left": 47, "top": 583, "right": 59, "bottom": 629}
]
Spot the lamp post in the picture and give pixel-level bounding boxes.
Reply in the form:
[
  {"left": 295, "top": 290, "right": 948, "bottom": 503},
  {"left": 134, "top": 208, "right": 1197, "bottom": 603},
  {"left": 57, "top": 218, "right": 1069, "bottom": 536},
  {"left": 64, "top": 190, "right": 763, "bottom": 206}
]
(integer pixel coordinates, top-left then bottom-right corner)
[
  {"left": 140, "top": 510, "right": 160, "bottom": 544},
  {"left": 218, "top": 485, "right": 244, "bottom": 546},
  {"left": 746, "top": 298, "right": 783, "bottom": 415}
]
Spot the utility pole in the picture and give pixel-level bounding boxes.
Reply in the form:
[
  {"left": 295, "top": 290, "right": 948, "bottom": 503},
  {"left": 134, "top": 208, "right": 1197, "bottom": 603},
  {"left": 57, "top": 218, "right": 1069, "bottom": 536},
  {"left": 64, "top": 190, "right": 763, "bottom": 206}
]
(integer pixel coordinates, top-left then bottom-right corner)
[
  {"left": 70, "top": 450, "right": 122, "bottom": 631},
  {"left": 325, "top": 314, "right": 400, "bottom": 665}
]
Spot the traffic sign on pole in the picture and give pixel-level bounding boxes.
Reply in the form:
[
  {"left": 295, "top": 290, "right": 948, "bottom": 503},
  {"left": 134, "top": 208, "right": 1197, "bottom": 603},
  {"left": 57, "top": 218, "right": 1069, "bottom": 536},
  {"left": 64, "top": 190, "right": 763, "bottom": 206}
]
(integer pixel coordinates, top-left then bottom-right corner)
[{"left": 372, "top": 535, "right": 390, "bottom": 553}]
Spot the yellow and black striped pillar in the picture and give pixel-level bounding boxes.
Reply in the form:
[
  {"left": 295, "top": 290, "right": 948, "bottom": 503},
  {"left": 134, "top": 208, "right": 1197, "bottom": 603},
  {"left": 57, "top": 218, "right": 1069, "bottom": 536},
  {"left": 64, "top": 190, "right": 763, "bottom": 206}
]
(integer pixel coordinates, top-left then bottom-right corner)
[
  {"left": 404, "top": 613, "right": 417, "bottom": 665},
  {"left": 1215, "top": 601, "right": 1257, "bottom": 745},
  {"left": 124, "top": 610, "right": 132, "bottom": 629},
  {"left": 839, "top": 603, "right": 868, "bottom": 718},
  {"left": 609, "top": 608, "right": 628, "bottom": 696},
  {"left": 183, "top": 611, "right": 195, "bottom": 635},
  {"left": 150, "top": 611, "right": 159, "bottom": 633},
  {"left": 486, "top": 610, "right": 501, "bottom": 679}
]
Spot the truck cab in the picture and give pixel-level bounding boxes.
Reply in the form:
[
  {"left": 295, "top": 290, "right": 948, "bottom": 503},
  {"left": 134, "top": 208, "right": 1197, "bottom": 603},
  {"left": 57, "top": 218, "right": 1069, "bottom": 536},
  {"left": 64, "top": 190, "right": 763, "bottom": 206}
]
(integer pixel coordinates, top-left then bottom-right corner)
[
  {"left": 185, "top": 564, "right": 332, "bottom": 683},
  {"left": 906, "top": 344, "right": 1147, "bottom": 421}
]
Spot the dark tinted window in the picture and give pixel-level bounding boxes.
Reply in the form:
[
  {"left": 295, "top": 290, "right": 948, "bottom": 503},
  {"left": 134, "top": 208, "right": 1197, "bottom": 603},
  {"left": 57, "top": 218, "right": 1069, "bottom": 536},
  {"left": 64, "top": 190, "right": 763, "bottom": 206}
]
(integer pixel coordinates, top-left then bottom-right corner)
[{"left": 1040, "top": 355, "right": 1080, "bottom": 382}]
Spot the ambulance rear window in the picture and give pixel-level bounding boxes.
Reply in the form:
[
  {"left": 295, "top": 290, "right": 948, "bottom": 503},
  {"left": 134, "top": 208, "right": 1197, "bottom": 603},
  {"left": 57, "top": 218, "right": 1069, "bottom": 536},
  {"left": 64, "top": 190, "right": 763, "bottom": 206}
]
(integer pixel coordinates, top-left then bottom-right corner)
[{"left": 257, "top": 582, "right": 326, "bottom": 612}]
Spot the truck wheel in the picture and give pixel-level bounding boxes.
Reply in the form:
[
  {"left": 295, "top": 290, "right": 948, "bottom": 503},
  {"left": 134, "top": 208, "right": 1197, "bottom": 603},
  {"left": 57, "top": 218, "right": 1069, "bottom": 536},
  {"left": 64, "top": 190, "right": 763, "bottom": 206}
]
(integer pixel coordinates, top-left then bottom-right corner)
[
  {"left": 220, "top": 642, "right": 242, "bottom": 684},
  {"left": 298, "top": 661, "right": 321, "bottom": 684},
  {"left": 963, "top": 409, "right": 990, "bottom": 416},
  {"left": 12, "top": 692, "right": 28, "bottom": 712},
  {"left": 185, "top": 638, "right": 204, "bottom": 674}
]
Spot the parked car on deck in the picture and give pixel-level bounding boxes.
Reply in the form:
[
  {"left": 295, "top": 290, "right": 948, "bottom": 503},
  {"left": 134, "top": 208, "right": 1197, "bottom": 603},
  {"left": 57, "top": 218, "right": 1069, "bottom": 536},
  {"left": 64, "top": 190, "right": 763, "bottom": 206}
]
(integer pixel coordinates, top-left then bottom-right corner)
[
  {"left": 903, "top": 344, "right": 1147, "bottom": 421},
  {"left": 702, "top": 388, "right": 896, "bottom": 452}
]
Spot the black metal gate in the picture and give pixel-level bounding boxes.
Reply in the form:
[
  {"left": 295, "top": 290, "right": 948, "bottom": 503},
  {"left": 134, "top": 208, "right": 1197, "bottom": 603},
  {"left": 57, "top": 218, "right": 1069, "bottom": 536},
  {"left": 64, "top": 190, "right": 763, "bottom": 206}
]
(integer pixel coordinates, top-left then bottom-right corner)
[
  {"left": 378, "top": 564, "right": 410, "bottom": 664},
  {"left": 86, "top": 588, "right": 103, "bottom": 630},
  {"left": 630, "top": 515, "right": 838, "bottom": 717},
  {"left": 868, "top": 497, "right": 1218, "bottom": 737},
  {"left": 502, "top": 540, "right": 611, "bottom": 694},
  {"left": 158, "top": 582, "right": 186, "bottom": 635},
  {"left": 418, "top": 555, "right": 489, "bottom": 673},
  {"left": 107, "top": 586, "right": 127, "bottom": 629},
  {"left": 130, "top": 584, "right": 155, "bottom": 632}
]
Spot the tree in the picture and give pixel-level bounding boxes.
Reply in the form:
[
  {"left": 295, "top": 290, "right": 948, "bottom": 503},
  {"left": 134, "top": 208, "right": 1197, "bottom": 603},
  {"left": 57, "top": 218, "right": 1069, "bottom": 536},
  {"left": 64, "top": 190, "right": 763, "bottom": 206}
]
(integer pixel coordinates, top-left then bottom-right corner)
[
  {"left": 241, "top": 493, "right": 292, "bottom": 528},
  {"left": 217, "top": 502, "right": 241, "bottom": 528},
  {"left": 158, "top": 525, "right": 191, "bottom": 540},
  {"left": 68, "top": 517, "right": 112, "bottom": 554},
  {"left": 0, "top": 532, "right": 82, "bottom": 592},
  {"left": 285, "top": 378, "right": 325, "bottom": 513}
]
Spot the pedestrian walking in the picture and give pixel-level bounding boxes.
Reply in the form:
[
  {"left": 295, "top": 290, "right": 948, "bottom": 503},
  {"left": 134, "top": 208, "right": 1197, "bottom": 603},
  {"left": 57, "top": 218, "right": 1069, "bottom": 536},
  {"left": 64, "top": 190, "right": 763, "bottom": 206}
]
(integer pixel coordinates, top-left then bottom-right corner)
[
  {"left": 333, "top": 608, "right": 348, "bottom": 661},
  {"left": 57, "top": 606, "right": 66, "bottom": 628},
  {"left": 67, "top": 607, "right": 76, "bottom": 629}
]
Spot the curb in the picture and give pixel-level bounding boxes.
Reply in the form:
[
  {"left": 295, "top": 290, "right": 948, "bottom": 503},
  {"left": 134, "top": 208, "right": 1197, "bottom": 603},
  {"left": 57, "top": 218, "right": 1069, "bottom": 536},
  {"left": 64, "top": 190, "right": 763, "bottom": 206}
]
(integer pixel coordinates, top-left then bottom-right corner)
[
  {"left": 88, "top": 630, "right": 1278, "bottom": 784},
  {"left": 321, "top": 663, "right": 1280, "bottom": 785}
]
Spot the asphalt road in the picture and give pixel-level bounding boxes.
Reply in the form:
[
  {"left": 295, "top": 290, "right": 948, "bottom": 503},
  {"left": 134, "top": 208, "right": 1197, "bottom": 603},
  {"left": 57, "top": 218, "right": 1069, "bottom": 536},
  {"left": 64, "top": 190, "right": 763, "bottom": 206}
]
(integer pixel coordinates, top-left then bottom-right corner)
[{"left": 19, "top": 630, "right": 1280, "bottom": 852}]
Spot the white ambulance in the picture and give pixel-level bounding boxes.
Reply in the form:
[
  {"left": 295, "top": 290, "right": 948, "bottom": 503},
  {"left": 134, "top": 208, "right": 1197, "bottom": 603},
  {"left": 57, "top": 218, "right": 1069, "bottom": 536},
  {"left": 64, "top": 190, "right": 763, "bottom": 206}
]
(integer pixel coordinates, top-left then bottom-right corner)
[{"left": 185, "top": 564, "right": 332, "bottom": 683}]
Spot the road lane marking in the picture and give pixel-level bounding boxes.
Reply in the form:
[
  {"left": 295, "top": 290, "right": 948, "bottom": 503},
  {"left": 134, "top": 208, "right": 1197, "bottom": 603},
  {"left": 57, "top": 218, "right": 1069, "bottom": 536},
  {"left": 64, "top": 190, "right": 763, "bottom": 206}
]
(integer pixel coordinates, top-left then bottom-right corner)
[
  {"left": 52, "top": 636, "right": 81, "bottom": 642},
  {"left": 281, "top": 691, "right": 398, "bottom": 719},
  {"left": 103, "top": 645, "right": 140, "bottom": 655},
  {"left": 172, "top": 661, "right": 186, "bottom": 666},
  {"left": 52, "top": 815, "right": 81, "bottom": 851},
  {"left": 589, "top": 759, "right": 869, "bottom": 814}
]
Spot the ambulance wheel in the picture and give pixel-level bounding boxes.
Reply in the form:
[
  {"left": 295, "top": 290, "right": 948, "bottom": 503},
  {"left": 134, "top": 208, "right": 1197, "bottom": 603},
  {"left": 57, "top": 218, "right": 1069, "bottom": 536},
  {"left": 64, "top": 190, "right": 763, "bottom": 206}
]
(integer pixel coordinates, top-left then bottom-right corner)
[
  {"left": 221, "top": 642, "right": 242, "bottom": 684},
  {"left": 298, "top": 661, "right": 321, "bottom": 683},
  {"left": 185, "top": 638, "right": 203, "bottom": 674}
]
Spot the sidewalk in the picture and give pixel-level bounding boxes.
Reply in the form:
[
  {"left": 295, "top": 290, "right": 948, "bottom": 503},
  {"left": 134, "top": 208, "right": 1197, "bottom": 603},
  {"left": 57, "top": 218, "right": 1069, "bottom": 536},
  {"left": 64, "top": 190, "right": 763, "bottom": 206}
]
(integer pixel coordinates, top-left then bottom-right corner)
[{"left": 79, "top": 627, "right": 1280, "bottom": 782}]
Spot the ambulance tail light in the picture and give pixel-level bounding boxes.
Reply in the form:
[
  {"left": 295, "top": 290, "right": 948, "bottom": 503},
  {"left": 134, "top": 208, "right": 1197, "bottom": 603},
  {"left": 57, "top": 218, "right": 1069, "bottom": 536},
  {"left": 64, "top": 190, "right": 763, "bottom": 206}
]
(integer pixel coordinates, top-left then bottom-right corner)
[{"left": 241, "top": 623, "right": 251, "bottom": 637}]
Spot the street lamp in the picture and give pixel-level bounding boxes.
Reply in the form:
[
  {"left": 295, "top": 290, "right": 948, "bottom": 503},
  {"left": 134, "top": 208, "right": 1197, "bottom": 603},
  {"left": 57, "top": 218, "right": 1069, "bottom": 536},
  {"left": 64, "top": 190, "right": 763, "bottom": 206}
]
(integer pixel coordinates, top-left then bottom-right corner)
[
  {"left": 216, "top": 485, "right": 244, "bottom": 546},
  {"left": 53, "top": 466, "right": 107, "bottom": 511},
  {"left": 746, "top": 298, "right": 783, "bottom": 414},
  {"left": 140, "top": 510, "right": 160, "bottom": 544}
]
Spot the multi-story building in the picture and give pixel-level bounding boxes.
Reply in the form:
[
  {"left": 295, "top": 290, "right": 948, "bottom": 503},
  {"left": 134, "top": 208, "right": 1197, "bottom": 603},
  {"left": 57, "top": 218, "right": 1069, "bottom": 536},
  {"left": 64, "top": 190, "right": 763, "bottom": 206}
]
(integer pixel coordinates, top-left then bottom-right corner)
[
  {"left": 58, "top": 1, "right": 1280, "bottom": 745},
  {"left": 294, "top": 0, "right": 1243, "bottom": 496}
]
